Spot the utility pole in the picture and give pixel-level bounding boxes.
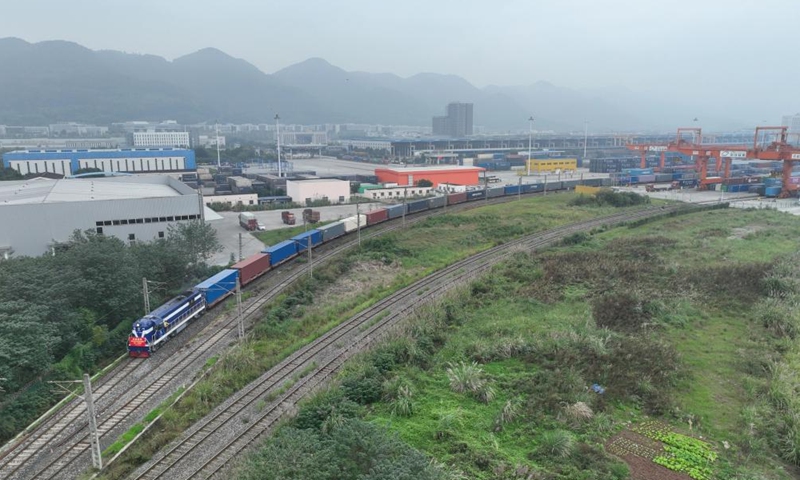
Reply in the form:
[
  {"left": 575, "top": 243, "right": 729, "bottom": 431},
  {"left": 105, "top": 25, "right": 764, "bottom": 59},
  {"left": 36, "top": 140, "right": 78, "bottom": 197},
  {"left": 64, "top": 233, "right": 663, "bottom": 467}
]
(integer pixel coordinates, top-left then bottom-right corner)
[
  {"left": 142, "top": 277, "right": 150, "bottom": 315},
  {"left": 49, "top": 376, "right": 102, "bottom": 470},
  {"left": 356, "top": 198, "right": 361, "bottom": 247},
  {"left": 235, "top": 277, "right": 244, "bottom": 340},
  {"left": 84, "top": 374, "right": 101, "bottom": 470},
  {"left": 238, "top": 232, "right": 243, "bottom": 262},
  {"left": 308, "top": 234, "right": 313, "bottom": 279},
  {"left": 518, "top": 176, "right": 522, "bottom": 201},
  {"left": 402, "top": 187, "right": 407, "bottom": 227},
  {"left": 544, "top": 175, "right": 548, "bottom": 196},
  {"left": 483, "top": 170, "right": 488, "bottom": 201},
  {"left": 275, "top": 114, "right": 282, "bottom": 178}
]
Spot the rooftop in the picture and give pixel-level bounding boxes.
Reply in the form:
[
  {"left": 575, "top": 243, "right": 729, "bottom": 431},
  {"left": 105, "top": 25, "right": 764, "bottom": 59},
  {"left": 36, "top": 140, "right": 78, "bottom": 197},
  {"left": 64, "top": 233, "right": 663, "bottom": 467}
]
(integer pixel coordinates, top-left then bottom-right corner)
[
  {"left": 286, "top": 178, "right": 349, "bottom": 183},
  {"left": 0, "top": 177, "right": 183, "bottom": 205},
  {"left": 376, "top": 165, "right": 485, "bottom": 172}
]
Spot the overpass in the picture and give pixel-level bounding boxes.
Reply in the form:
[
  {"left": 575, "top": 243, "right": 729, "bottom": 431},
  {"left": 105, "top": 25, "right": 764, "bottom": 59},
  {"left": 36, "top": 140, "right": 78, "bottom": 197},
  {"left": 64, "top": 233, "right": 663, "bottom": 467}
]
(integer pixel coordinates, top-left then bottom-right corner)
[{"left": 390, "top": 132, "right": 754, "bottom": 158}]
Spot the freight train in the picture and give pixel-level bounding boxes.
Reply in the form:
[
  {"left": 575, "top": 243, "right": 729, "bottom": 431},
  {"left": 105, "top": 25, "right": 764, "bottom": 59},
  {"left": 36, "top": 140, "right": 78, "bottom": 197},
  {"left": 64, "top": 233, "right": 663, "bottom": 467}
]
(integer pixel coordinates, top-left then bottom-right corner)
[{"left": 127, "top": 179, "right": 595, "bottom": 357}]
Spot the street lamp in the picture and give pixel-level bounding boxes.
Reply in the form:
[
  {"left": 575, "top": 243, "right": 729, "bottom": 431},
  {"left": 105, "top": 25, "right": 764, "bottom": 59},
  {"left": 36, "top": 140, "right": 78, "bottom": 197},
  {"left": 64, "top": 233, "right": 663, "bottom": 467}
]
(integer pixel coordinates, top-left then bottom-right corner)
[
  {"left": 583, "top": 121, "right": 589, "bottom": 161},
  {"left": 527, "top": 116, "right": 534, "bottom": 177},
  {"left": 275, "top": 114, "right": 282, "bottom": 178}
]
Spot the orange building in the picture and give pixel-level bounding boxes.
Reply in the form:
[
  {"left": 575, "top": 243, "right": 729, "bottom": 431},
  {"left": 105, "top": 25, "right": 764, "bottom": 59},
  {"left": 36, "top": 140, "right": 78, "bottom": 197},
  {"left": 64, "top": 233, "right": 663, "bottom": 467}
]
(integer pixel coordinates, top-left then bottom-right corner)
[{"left": 374, "top": 166, "right": 485, "bottom": 188}]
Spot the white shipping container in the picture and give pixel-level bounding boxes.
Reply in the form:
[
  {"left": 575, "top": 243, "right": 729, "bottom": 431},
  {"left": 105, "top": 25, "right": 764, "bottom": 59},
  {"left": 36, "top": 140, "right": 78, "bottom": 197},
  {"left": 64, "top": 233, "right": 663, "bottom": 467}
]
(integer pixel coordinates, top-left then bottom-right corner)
[{"left": 342, "top": 214, "right": 367, "bottom": 233}]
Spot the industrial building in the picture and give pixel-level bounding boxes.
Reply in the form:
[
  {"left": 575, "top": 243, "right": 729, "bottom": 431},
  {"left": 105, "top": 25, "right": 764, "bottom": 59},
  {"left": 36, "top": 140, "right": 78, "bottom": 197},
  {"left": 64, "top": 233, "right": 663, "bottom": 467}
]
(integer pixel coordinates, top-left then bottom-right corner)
[
  {"left": 2, "top": 148, "right": 196, "bottom": 176},
  {"left": 0, "top": 176, "right": 203, "bottom": 258},
  {"left": 375, "top": 165, "right": 485, "bottom": 188},
  {"left": 202, "top": 193, "right": 259, "bottom": 207},
  {"left": 358, "top": 185, "right": 433, "bottom": 200},
  {"left": 286, "top": 179, "right": 350, "bottom": 206},
  {"left": 432, "top": 102, "right": 474, "bottom": 137},
  {"left": 131, "top": 131, "right": 190, "bottom": 148}
]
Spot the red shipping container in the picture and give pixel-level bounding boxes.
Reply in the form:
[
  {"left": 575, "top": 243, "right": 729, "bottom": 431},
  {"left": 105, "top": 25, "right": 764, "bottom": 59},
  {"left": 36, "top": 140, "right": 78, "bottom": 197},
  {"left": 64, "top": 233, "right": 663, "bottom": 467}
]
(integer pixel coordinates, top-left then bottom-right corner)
[
  {"left": 365, "top": 208, "right": 388, "bottom": 225},
  {"left": 447, "top": 192, "right": 467, "bottom": 205},
  {"left": 232, "top": 253, "right": 271, "bottom": 286}
]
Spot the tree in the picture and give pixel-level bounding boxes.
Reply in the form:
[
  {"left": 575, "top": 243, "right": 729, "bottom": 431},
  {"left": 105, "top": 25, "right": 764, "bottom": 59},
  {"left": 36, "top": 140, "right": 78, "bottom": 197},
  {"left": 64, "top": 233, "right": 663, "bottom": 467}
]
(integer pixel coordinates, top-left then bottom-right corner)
[
  {"left": 0, "top": 168, "right": 23, "bottom": 181},
  {"left": 167, "top": 220, "right": 223, "bottom": 266},
  {"left": 417, "top": 179, "right": 433, "bottom": 188}
]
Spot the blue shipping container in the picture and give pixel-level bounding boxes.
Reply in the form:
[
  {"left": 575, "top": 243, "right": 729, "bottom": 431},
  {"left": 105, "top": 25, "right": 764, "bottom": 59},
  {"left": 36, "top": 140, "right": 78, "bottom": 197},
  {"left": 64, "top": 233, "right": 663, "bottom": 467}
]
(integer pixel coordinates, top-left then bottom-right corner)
[
  {"left": 407, "top": 199, "right": 429, "bottom": 213},
  {"left": 466, "top": 190, "right": 486, "bottom": 200},
  {"left": 292, "top": 230, "right": 323, "bottom": 253},
  {"left": 264, "top": 240, "right": 297, "bottom": 266},
  {"left": 504, "top": 185, "right": 522, "bottom": 195},
  {"left": 765, "top": 186, "right": 781, "bottom": 197},
  {"left": 318, "top": 222, "right": 346, "bottom": 242},
  {"left": 386, "top": 204, "right": 405, "bottom": 219},
  {"left": 195, "top": 269, "right": 239, "bottom": 307},
  {"left": 428, "top": 195, "right": 446, "bottom": 208}
]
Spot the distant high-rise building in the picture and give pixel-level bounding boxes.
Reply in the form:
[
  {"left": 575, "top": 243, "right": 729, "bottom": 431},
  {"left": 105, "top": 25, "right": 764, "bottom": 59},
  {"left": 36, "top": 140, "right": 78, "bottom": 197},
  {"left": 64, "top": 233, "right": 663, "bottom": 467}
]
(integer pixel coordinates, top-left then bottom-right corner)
[{"left": 431, "top": 103, "right": 473, "bottom": 137}]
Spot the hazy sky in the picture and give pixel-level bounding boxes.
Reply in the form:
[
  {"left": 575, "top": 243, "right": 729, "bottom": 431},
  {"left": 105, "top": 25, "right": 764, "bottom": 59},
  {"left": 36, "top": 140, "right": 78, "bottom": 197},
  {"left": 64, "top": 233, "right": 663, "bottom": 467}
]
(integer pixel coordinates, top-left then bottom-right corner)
[{"left": 2, "top": 0, "right": 798, "bottom": 122}]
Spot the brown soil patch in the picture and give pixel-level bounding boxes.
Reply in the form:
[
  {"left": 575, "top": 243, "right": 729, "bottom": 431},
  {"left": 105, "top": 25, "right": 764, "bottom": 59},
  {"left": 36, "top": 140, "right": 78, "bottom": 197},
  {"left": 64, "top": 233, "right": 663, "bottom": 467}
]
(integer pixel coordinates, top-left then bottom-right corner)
[
  {"left": 324, "top": 260, "right": 401, "bottom": 301},
  {"left": 606, "top": 430, "right": 691, "bottom": 480},
  {"left": 728, "top": 225, "right": 764, "bottom": 240}
]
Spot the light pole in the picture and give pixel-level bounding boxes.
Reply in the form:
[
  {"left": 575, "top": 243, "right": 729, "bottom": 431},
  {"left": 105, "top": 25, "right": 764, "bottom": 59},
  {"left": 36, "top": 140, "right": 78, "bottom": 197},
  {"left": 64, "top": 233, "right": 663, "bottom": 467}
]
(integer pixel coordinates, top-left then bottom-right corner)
[
  {"left": 49, "top": 376, "right": 102, "bottom": 470},
  {"left": 527, "top": 116, "right": 534, "bottom": 177},
  {"left": 583, "top": 121, "right": 589, "bottom": 161},
  {"left": 275, "top": 114, "right": 282, "bottom": 178},
  {"left": 215, "top": 120, "right": 221, "bottom": 168}
]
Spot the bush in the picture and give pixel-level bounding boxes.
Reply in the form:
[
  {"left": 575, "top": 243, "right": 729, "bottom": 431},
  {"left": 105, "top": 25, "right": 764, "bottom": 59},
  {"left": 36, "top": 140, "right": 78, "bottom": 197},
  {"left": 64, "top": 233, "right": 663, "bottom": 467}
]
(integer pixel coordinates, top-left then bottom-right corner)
[
  {"left": 592, "top": 292, "right": 651, "bottom": 333},
  {"left": 294, "top": 389, "right": 360, "bottom": 431},
  {"left": 341, "top": 365, "right": 384, "bottom": 405},
  {"left": 535, "top": 430, "right": 575, "bottom": 459}
]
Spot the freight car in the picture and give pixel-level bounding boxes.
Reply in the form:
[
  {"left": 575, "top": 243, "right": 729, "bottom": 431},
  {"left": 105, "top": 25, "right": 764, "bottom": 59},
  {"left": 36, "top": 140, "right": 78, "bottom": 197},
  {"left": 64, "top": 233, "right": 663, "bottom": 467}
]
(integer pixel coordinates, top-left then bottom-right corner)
[{"left": 129, "top": 179, "right": 596, "bottom": 358}]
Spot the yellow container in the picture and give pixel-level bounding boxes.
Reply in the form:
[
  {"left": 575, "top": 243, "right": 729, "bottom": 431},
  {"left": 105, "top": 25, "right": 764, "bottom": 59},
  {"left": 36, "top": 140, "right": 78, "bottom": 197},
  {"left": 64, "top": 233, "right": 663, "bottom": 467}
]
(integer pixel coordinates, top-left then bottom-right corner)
[{"left": 524, "top": 158, "right": 577, "bottom": 173}]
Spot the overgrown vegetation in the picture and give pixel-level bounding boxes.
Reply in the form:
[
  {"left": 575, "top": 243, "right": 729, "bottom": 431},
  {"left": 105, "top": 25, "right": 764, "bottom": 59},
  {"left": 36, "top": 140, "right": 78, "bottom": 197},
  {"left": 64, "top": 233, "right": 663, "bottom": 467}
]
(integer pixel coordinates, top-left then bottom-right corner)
[
  {"left": 0, "top": 221, "right": 222, "bottom": 444},
  {"left": 238, "top": 207, "right": 800, "bottom": 479},
  {"left": 568, "top": 189, "right": 651, "bottom": 207}
]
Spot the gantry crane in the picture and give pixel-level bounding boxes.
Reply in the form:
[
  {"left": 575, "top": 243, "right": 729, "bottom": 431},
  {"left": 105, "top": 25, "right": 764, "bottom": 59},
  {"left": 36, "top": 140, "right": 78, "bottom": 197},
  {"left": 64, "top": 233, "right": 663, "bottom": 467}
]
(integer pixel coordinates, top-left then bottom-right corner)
[{"left": 627, "top": 126, "right": 800, "bottom": 197}]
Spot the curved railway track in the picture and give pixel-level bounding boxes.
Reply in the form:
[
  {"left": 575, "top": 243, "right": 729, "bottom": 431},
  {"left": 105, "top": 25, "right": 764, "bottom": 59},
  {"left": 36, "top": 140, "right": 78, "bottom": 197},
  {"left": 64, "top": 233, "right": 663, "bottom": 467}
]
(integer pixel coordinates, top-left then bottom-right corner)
[
  {"left": 129, "top": 204, "right": 692, "bottom": 480},
  {"left": 0, "top": 189, "right": 555, "bottom": 480}
]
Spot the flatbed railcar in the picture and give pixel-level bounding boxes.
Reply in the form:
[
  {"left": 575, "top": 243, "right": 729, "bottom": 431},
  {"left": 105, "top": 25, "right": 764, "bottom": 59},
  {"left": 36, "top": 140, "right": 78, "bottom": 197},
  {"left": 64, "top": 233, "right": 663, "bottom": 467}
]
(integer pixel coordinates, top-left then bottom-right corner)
[{"left": 128, "top": 179, "right": 593, "bottom": 358}]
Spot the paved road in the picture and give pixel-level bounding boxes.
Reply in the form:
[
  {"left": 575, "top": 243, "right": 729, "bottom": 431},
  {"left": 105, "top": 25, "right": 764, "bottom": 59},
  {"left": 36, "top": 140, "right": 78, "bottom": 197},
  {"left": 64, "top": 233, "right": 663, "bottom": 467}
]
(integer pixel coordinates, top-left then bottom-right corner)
[{"left": 208, "top": 203, "right": 383, "bottom": 265}]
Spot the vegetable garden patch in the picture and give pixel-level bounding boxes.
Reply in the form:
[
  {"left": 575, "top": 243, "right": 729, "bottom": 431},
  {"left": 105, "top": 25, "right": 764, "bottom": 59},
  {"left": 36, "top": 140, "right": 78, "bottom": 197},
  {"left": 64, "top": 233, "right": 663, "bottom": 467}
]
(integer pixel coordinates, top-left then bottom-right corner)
[{"left": 606, "top": 421, "right": 716, "bottom": 480}]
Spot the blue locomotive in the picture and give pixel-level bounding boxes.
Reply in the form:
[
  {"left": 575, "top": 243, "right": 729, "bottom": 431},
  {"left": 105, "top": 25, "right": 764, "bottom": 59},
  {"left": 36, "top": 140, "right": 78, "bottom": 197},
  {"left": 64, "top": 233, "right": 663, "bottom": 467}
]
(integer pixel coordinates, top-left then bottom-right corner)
[{"left": 128, "top": 290, "right": 206, "bottom": 357}]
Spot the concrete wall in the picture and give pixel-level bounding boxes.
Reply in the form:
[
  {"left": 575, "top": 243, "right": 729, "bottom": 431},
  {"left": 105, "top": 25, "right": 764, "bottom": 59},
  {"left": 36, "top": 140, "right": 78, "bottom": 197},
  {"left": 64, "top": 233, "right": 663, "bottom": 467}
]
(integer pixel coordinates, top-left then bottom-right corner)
[
  {"left": 203, "top": 193, "right": 258, "bottom": 206},
  {"left": 286, "top": 180, "right": 350, "bottom": 205}
]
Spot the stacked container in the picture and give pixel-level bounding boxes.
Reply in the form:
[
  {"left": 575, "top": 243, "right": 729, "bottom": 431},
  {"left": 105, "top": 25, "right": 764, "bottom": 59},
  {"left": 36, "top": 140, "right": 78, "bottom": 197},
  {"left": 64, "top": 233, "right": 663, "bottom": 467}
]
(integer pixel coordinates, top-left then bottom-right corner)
[
  {"left": 318, "top": 222, "right": 346, "bottom": 242},
  {"left": 291, "top": 230, "right": 323, "bottom": 253},
  {"left": 365, "top": 208, "right": 389, "bottom": 225}
]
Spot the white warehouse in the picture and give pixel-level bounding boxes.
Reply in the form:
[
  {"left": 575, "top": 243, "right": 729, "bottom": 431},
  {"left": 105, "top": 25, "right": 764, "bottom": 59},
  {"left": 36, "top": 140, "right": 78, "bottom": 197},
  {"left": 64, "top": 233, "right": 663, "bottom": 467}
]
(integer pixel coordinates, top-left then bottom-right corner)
[
  {"left": 0, "top": 176, "right": 203, "bottom": 258},
  {"left": 286, "top": 179, "right": 350, "bottom": 206}
]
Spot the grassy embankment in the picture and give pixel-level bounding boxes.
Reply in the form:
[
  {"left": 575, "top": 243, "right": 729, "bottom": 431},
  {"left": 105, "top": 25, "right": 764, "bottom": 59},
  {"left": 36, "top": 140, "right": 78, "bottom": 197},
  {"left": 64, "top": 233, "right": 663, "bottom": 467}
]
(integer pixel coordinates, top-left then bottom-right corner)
[
  {"left": 96, "top": 193, "right": 652, "bottom": 479},
  {"left": 237, "top": 205, "right": 800, "bottom": 479}
]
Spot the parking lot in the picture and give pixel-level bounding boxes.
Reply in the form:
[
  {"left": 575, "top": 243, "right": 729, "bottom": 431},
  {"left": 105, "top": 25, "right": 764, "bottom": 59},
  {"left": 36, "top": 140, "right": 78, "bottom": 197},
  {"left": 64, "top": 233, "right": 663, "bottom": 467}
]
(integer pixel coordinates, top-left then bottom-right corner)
[{"left": 208, "top": 202, "right": 383, "bottom": 265}]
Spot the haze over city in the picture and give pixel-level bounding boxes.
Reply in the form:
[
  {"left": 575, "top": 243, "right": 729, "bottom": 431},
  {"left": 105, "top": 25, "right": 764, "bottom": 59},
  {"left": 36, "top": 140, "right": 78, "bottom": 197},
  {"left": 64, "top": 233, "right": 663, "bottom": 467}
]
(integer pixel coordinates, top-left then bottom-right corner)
[{"left": 2, "top": 0, "right": 799, "bottom": 130}]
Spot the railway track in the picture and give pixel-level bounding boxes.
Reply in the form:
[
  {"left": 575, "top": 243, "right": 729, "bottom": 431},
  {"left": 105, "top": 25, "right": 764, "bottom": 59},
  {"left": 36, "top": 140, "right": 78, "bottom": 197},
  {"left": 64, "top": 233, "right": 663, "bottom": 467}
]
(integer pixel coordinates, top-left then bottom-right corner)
[
  {"left": 0, "top": 189, "right": 554, "bottom": 480},
  {"left": 129, "top": 204, "right": 691, "bottom": 480}
]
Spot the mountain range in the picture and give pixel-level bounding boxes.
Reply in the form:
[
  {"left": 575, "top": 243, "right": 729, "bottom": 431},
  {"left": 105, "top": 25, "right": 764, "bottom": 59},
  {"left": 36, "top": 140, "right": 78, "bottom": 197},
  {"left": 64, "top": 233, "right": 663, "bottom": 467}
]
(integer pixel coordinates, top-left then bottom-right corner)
[{"left": 0, "top": 38, "right": 746, "bottom": 132}]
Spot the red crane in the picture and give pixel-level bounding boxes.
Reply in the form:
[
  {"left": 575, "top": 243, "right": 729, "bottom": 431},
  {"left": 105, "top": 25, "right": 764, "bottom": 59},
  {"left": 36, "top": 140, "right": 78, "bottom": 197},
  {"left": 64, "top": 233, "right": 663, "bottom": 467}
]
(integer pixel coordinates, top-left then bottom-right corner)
[{"left": 626, "top": 126, "right": 800, "bottom": 196}]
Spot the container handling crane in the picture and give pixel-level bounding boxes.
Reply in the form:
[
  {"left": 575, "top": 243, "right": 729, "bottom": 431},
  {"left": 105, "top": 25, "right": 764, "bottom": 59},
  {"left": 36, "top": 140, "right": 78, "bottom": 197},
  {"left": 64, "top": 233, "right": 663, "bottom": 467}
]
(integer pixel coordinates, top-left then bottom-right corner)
[{"left": 627, "top": 126, "right": 800, "bottom": 197}]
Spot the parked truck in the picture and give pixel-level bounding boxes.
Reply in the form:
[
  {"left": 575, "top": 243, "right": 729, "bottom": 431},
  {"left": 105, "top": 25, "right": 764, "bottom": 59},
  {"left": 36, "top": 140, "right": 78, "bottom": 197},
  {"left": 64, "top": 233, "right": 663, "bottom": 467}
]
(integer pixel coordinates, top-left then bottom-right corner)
[
  {"left": 281, "top": 211, "right": 296, "bottom": 225},
  {"left": 239, "top": 212, "right": 257, "bottom": 231},
  {"left": 303, "top": 209, "right": 321, "bottom": 224}
]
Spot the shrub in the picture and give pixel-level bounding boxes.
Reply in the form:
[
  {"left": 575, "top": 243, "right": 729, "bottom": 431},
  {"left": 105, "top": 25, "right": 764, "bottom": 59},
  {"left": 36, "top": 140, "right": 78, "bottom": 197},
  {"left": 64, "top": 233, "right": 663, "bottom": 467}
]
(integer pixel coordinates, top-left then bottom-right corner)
[
  {"left": 446, "top": 361, "right": 486, "bottom": 395},
  {"left": 592, "top": 292, "right": 651, "bottom": 333},
  {"left": 536, "top": 430, "right": 575, "bottom": 459}
]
